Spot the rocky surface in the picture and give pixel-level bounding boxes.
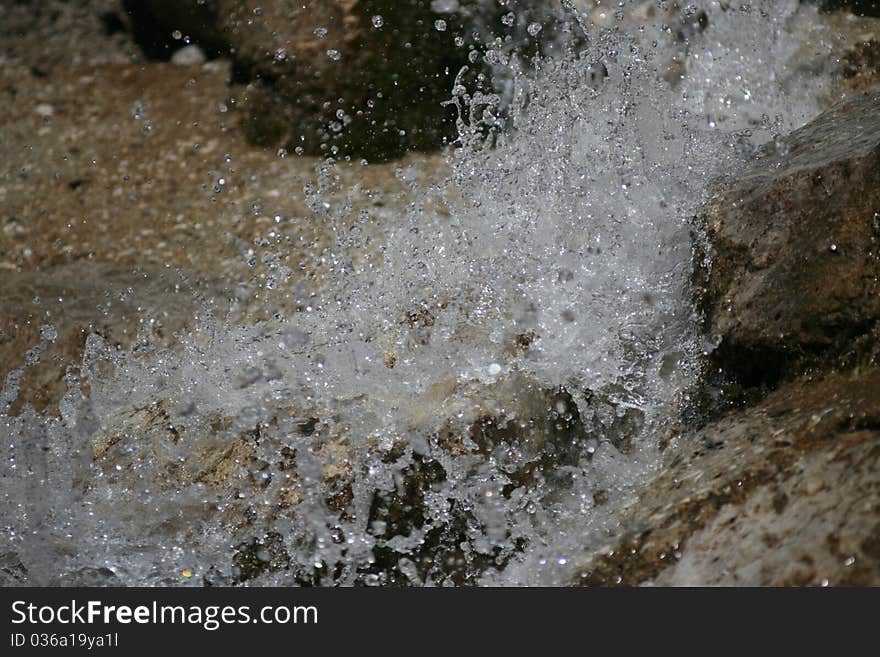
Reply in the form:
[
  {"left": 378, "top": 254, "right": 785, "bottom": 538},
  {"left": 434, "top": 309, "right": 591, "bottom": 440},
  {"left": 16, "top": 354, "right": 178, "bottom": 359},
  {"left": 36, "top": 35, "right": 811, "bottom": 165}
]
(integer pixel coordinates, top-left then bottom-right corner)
[
  {"left": 573, "top": 82, "right": 880, "bottom": 588},
  {"left": 0, "top": 56, "right": 450, "bottom": 414},
  {"left": 694, "top": 87, "right": 880, "bottom": 385},
  {"left": 0, "top": 263, "right": 230, "bottom": 415},
  {"left": 75, "top": 370, "right": 588, "bottom": 585},
  {"left": 3, "top": 2, "right": 880, "bottom": 587},
  {"left": 575, "top": 369, "right": 880, "bottom": 586}
]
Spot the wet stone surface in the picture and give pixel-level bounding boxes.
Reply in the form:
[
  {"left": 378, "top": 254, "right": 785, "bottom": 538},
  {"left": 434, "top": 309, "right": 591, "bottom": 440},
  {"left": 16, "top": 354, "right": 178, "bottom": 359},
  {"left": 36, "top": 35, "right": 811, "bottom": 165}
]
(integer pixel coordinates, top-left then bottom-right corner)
[
  {"left": 695, "top": 87, "right": 880, "bottom": 386},
  {"left": 575, "top": 368, "right": 880, "bottom": 586}
]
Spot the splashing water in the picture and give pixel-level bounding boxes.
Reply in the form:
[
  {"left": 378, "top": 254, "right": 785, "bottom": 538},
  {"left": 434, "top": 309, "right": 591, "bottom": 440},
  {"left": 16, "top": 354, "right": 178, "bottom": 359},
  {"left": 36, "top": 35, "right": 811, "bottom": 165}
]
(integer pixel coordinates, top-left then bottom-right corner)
[{"left": 1, "top": 1, "right": 834, "bottom": 586}]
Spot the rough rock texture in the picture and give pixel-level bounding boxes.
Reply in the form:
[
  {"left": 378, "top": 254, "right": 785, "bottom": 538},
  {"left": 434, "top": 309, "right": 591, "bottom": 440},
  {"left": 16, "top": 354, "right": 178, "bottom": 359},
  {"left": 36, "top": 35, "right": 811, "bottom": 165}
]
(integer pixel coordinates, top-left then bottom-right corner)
[
  {"left": 572, "top": 77, "right": 880, "bottom": 588},
  {"left": 575, "top": 368, "right": 880, "bottom": 586},
  {"left": 695, "top": 87, "right": 880, "bottom": 384}
]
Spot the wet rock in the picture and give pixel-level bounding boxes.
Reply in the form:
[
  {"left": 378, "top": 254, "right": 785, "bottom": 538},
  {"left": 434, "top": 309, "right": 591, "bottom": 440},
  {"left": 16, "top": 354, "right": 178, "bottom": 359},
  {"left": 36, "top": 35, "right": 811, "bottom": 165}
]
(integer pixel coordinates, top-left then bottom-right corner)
[
  {"left": 0, "top": 552, "right": 28, "bottom": 587},
  {"left": 0, "top": 263, "right": 230, "bottom": 415},
  {"left": 574, "top": 368, "right": 880, "bottom": 586},
  {"left": 694, "top": 88, "right": 880, "bottom": 385},
  {"left": 80, "top": 370, "right": 593, "bottom": 585},
  {"left": 360, "top": 374, "right": 589, "bottom": 585},
  {"left": 406, "top": 373, "right": 585, "bottom": 479},
  {"left": 86, "top": 396, "right": 357, "bottom": 583}
]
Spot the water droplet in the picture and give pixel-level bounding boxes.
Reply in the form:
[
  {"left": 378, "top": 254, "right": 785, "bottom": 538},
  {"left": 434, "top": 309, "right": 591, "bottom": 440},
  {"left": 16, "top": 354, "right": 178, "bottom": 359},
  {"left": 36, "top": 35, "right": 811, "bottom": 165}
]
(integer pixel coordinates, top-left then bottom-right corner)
[
  {"left": 527, "top": 22, "right": 542, "bottom": 36},
  {"left": 131, "top": 100, "right": 147, "bottom": 120},
  {"left": 327, "top": 49, "right": 341, "bottom": 61},
  {"left": 314, "top": 27, "right": 328, "bottom": 38},
  {"left": 434, "top": 20, "right": 447, "bottom": 32},
  {"left": 372, "top": 15, "right": 384, "bottom": 28},
  {"left": 501, "top": 12, "right": 516, "bottom": 27},
  {"left": 172, "top": 30, "right": 182, "bottom": 40},
  {"left": 40, "top": 325, "right": 57, "bottom": 343}
]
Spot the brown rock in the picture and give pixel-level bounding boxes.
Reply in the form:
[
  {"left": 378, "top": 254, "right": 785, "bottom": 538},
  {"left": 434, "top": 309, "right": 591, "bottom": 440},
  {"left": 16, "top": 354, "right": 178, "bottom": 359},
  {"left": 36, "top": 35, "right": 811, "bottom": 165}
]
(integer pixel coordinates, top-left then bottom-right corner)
[
  {"left": 695, "top": 88, "right": 880, "bottom": 384},
  {"left": 839, "top": 38, "right": 880, "bottom": 97},
  {"left": 574, "top": 368, "right": 880, "bottom": 586}
]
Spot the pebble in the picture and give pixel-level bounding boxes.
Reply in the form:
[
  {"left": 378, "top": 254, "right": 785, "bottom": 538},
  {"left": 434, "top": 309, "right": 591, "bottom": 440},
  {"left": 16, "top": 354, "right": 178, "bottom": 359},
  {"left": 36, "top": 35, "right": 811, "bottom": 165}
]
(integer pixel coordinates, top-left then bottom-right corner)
[{"left": 171, "top": 45, "right": 207, "bottom": 66}]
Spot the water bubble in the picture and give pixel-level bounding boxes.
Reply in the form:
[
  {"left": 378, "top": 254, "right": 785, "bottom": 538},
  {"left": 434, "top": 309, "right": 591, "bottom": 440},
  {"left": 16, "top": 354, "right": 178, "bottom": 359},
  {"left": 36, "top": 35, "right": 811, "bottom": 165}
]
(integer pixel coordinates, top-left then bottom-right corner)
[
  {"left": 131, "top": 100, "right": 147, "bottom": 120},
  {"left": 326, "top": 49, "right": 341, "bottom": 61},
  {"left": 527, "top": 23, "right": 543, "bottom": 37},
  {"left": 372, "top": 15, "right": 384, "bottom": 29},
  {"left": 434, "top": 20, "right": 447, "bottom": 32},
  {"left": 171, "top": 30, "right": 182, "bottom": 40},
  {"left": 40, "top": 325, "right": 57, "bottom": 343},
  {"left": 484, "top": 361, "right": 503, "bottom": 381},
  {"left": 501, "top": 12, "right": 516, "bottom": 27}
]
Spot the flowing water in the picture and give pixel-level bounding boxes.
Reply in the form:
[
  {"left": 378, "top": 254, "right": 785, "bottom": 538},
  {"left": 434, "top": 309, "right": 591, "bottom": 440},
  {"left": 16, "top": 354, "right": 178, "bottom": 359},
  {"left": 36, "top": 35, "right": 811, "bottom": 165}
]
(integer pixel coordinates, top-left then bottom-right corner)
[{"left": 0, "top": 1, "right": 837, "bottom": 585}]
